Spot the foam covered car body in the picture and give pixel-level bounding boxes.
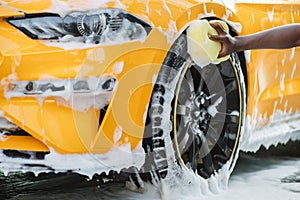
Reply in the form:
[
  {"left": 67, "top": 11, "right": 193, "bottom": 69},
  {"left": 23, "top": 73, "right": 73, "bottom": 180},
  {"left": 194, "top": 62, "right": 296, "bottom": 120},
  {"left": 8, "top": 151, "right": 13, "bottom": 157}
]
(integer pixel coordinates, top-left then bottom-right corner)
[{"left": 0, "top": 0, "right": 300, "bottom": 182}]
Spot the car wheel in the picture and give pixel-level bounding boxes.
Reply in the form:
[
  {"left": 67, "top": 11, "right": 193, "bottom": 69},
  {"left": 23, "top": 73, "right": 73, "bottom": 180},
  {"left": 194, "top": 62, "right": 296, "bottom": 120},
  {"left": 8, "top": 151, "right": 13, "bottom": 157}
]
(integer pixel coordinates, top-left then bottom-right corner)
[{"left": 142, "top": 30, "right": 246, "bottom": 183}]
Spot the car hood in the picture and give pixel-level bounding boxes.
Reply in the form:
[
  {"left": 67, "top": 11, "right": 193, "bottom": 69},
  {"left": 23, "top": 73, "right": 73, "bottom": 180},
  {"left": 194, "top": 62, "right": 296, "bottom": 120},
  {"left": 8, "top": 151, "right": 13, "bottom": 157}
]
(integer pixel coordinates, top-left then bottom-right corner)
[
  {"left": 0, "top": 0, "right": 123, "bottom": 16},
  {"left": 0, "top": 0, "right": 197, "bottom": 16},
  {"left": 3, "top": 0, "right": 298, "bottom": 17}
]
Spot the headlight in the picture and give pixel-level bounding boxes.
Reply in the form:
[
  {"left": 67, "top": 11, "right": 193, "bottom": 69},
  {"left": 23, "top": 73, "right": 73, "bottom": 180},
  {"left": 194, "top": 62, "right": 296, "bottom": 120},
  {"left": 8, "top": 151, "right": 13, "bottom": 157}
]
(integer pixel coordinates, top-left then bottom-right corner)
[{"left": 6, "top": 9, "right": 152, "bottom": 44}]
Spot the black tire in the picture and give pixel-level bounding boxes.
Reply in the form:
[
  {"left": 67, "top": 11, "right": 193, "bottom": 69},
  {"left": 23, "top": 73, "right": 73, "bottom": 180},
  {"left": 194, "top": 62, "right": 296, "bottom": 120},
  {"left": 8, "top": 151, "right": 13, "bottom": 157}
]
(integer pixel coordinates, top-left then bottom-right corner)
[{"left": 142, "top": 29, "right": 246, "bottom": 182}]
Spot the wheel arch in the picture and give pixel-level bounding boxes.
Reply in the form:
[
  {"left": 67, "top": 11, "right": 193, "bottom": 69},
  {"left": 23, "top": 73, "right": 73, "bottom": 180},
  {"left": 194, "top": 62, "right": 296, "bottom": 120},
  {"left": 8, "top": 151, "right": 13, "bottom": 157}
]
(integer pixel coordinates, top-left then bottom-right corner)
[
  {"left": 158, "top": 1, "right": 248, "bottom": 91},
  {"left": 141, "top": 7, "right": 248, "bottom": 180}
]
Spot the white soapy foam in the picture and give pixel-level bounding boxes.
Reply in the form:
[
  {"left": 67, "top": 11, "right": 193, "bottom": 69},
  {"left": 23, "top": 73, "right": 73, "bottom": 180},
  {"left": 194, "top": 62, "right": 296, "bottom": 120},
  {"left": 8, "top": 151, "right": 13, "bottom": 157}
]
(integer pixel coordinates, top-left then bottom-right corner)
[
  {"left": 156, "top": 10, "right": 162, "bottom": 16},
  {"left": 13, "top": 53, "right": 22, "bottom": 67},
  {"left": 280, "top": 73, "right": 285, "bottom": 91},
  {"left": 244, "top": 50, "right": 251, "bottom": 63},
  {"left": 121, "top": 153, "right": 300, "bottom": 200},
  {"left": 0, "top": 131, "right": 7, "bottom": 141},
  {"left": 268, "top": 8, "right": 274, "bottom": 22},
  {"left": 114, "top": 126, "right": 123, "bottom": 143},
  {"left": 284, "top": 100, "right": 289, "bottom": 113},
  {"left": 275, "top": 64, "right": 279, "bottom": 78},
  {"left": 207, "top": 96, "right": 223, "bottom": 117},
  {"left": 145, "top": 0, "right": 150, "bottom": 13},
  {"left": 152, "top": 74, "right": 158, "bottom": 85},
  {"left": 157, "top": 159, "right": 240, "bottom": 200},
  {"left": 2, "top": 1, "right": 300, "bottom": 199},
  {"left": 164, "top": 20, "right": 178, "bottom": 44},
  {"left": 273, "top": 100, "right": 279, "bottom": 114},
  {"left": 187, "top": 9, "right": 191, "bottom": 20},
  {"left": 43, "top": 38, "right": 97, "bottom": 50},
  {"left": 204, "top": 158, "right": 300, "bottom": 200},
  {"left": 282, "top": 56, "right": 286, "bottom": 66},
  {"left": 0, "top": 143, "right": 146, "bottom": 179},
  {"left": 226, "top": 20, "right": 242, "bottom": 33},
  {"left": 241, "top": 111, "right": 300, "bottom": 153},
  {"left": 290, "top": 48, "right": 295, "bottom": 60},
  {"left": 113, "top": 61, "right": 124, "bottom": 75},
  {"left": 161, "top": 0, "right": 172, "bottom": 18},
  {"left": 201, "top": 3, "right": 215, "bottom": 17},
  {"left": 143, "top": 104, "right": 149, "bottom": 124},
  {"left": 291, "top": 10, "right": 295, "bottom": 23},
  {"left": 147, "top": 43, "right": 247, "bottom": 197},
  {"left": 47, "top": 0, "right": 126, "bottom": 18},
  {"left": 290, "top": 63, "right": 297, "bottom": 80},
  {"left": 5, "top": 76, "right": 116, "bottom": 112},
  {"left": 217, "top": 0, "right": 237, "bottom": 13},
  {"left": 21, "top": 118, "right": 25, "bottom": 128},
  {"left": 43, "top": 7, "right": 148, "bottom": 49},
  {"left": 67, "top": 92, "right": 113, "bottom": 111},
  {"left": 251, "top": 12, "right": 255, "bottom": 24},
  {"left": 223, "top": 8, "right": 233, "bottom": 20},
  {"left": 0, "top": 118, "right": 18, "bottom": 130}
]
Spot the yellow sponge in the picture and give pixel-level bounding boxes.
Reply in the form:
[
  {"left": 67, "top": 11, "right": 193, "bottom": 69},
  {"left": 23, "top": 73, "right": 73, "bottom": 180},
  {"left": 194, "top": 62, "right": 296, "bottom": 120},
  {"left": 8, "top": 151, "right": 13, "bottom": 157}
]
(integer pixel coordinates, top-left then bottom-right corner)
[{"left": 187, "top": 19, "right": 230, "bottom": 67}]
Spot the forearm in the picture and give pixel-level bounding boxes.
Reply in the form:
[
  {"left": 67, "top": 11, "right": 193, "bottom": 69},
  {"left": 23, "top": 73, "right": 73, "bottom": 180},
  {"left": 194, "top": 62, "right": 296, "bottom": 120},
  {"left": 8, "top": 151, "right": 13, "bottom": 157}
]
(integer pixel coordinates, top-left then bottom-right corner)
[{"left": 233, "top": 24, "right": 300, "bottom": 51}]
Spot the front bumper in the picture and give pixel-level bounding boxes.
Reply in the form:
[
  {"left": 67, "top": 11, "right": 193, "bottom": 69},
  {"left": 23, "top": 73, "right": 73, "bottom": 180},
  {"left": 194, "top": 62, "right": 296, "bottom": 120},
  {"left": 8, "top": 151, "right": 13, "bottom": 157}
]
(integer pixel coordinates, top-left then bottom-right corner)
[{"left": 0, "top": 16, "right": 170, "bottom": 154}]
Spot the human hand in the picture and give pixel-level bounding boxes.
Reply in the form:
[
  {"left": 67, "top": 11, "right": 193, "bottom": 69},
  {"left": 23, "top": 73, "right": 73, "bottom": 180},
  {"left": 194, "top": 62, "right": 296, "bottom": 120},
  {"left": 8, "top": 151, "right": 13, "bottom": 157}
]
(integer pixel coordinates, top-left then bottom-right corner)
[{"left": 208, "top": 22, "right": 236, "bottom": 58}]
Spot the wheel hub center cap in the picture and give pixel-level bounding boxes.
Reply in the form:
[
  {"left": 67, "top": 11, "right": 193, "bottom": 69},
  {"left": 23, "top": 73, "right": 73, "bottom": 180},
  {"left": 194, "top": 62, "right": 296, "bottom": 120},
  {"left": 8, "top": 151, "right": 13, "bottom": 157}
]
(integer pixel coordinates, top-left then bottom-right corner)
[{"left": 189, "top": 93, "right": 211, "bottom": 135}]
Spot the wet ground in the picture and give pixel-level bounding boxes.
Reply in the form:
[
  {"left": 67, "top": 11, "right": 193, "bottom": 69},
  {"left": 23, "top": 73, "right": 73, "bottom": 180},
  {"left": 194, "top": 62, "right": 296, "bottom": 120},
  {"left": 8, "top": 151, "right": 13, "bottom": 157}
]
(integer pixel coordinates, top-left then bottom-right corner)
[{"left": 1, "top": 141, "right": 299, "bottom": 200}]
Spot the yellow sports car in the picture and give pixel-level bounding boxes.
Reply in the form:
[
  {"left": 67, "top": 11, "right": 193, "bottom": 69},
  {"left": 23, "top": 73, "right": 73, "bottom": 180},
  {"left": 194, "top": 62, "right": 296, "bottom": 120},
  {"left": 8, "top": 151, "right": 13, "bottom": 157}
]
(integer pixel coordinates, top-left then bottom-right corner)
[{"left": 0, "top": 0, "right": 300, "bottom": 188}]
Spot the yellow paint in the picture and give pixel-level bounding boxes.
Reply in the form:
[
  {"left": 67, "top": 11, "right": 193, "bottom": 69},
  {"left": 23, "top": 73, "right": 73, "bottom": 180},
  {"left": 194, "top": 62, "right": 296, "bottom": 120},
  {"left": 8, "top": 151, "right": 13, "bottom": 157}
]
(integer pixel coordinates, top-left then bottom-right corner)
[
  {"left": 0, "top": 5, "right": 24, "bottom": 17},
  {"left": 235, "top": 2, "right": 300, "bottom": 126},
  {"left": 0, "top": 0, "right": 300, "bottom": 153},
  {"left": 0, "top": 136, "right": 49, "bottom": 152}
]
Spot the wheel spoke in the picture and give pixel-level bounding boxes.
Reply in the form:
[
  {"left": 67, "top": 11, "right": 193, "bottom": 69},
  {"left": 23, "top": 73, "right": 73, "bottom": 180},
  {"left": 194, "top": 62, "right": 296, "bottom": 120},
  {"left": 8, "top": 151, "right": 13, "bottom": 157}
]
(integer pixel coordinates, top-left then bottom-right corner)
[
  {"left": 176, "top": 119, "right": 189, "bottom": 139},
  {"left": 214, "top": 79, "right": 237, "bottom": 98},
  {"left": 188, "top": 65, "right": 203, "bottom": 95},
  {"left": 225, "top": 80, "right": 237, "bottom": 94},
  {"left": 199, "top": 135, "right": 215, "bottom": 176},
  {"left": 199, "top": 64, "right": 212, "bottom": 79},
  {"left": 177, "top": 124, "right": 192, "bottom": 153},
  {"left": 205, "top": 66, "right": 220, "bottom": 88},
  {"left": 223, "top": 128, "right": 238, "bottom": 144},
  {"left": 187, "top": 136, "right": 197, "bottom": 170},
  {"left": 171, "top": 49, "right": 243, "bottom": 180},
  {"left": 206, "top": 126, "right": 231, "bottom": 158},
  {"left": 176, "top": 104, "right": 190, "bottom": 116},
  {"left": 213, "top": 112, "right": 240, "bottom": 124},
  {"left": 198, "top": 134, "right": 211, "bottom": 159},
  {"left": 185, "top": 69, "right": 195, "bottom": 93},
  {"left": 196, "top": 77, "right": 204, "bottom": 95}
]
